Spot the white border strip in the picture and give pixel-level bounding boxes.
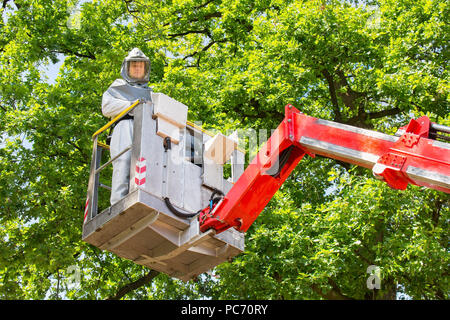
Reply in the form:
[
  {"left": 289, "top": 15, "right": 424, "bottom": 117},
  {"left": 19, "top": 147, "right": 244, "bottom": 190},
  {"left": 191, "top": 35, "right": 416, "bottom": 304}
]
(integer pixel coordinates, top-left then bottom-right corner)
[
  {"left": 316, "top": 119, "right": 399, "bottom": 143},
  {"left": 406, "top": 166, "right": 450, "bottom": 189},
  {"left": 299, "top": 136, "right": 379, "bottom": 167},
  {"left": 431, "top": 139, "right": 450, "bottom": 150}
]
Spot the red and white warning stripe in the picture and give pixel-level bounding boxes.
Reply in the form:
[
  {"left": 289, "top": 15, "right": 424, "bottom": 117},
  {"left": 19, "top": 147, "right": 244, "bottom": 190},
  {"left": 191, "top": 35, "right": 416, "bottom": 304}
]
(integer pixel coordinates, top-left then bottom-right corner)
[
  {"left": 135, "top": 157, "right": 146, "bottom": 187},
  {"left": 83, "top": 197, "right": 89, "bottom": 224}
]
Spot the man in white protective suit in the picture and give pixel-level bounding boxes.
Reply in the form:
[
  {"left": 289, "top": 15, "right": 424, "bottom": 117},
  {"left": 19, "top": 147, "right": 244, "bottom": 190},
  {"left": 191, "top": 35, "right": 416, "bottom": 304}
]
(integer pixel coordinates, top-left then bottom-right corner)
[{"left": 102, "top": 48, "right": 152, "bottom": 205}]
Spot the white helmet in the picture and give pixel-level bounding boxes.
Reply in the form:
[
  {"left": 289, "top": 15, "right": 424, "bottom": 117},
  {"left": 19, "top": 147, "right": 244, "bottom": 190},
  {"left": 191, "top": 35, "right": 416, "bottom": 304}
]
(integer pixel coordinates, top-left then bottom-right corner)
[{"left": 120, "top": 48, "right": 150, "bottom": 84}]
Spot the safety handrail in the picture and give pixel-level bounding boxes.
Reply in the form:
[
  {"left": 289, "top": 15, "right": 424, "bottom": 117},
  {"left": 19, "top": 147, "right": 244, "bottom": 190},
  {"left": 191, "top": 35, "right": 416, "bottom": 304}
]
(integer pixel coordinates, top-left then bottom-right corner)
[
  {"left": 186, "top": 120, "right": 213, "bottom": 137},
  {"left": 97, "top": 141, "right": 110, "bottom": 150},
  {"left": 92, "top": 100, "right": 141, "bottom": 139}
]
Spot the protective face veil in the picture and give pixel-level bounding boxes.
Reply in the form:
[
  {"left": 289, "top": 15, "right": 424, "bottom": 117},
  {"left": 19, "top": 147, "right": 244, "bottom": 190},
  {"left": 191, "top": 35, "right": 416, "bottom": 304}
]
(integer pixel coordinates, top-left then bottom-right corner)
[
  {"left": 121, "top": 48, "right": 151, "bottom": 84},
  {"left": 102, "top": 48, "right": 152, "bottom": 119}
]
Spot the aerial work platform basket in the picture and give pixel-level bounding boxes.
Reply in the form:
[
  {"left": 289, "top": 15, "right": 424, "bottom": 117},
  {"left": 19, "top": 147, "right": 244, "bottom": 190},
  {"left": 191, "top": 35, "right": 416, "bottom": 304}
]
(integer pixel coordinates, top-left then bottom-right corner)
[{"left": 83, "top": 95, "right": 245, "bottom": 281}]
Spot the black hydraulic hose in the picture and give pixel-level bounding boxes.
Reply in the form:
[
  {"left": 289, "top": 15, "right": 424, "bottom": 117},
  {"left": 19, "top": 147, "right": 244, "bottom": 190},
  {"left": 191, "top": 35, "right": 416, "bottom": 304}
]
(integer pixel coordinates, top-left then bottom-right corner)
[
  {"left": 164, "top": 197, "right": 200, "bottom": 218},
  {"left": 162, "top": 137, "right": 198, "bottom": 217},
  {"left": 164, "top": 188, "right": 225, "bottom": 219},
  {"left": 162, "top": 138, "right": 225, "bottom": 219},
  {"left": 211, "top": 196, "right": 223, "bottom": 204},
  {"left": 268, "top": 145, "right": 294, "bottom": 178},
  {"left": 209, "top": 188, "right": 224, "bottom": 201}
]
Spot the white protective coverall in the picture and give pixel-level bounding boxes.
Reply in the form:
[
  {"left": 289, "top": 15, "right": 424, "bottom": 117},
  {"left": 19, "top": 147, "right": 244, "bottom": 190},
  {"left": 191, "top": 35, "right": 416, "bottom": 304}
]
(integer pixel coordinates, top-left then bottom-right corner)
[{"left": 102, "top": 48, "right": 152, "bottom": 205}]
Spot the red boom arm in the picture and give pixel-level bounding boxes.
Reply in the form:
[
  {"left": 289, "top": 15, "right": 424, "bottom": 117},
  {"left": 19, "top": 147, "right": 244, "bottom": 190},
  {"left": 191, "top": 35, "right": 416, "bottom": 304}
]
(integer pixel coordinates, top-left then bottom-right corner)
[{"left": 199, "top": 105, "right": 450, "bottom": 234}]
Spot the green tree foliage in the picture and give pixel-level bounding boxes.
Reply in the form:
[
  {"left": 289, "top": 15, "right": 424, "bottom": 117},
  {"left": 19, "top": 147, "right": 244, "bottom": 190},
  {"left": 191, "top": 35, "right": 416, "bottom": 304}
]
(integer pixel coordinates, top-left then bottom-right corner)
[{"left": 0, "top": 0, "right": 448, "bottom": 299}]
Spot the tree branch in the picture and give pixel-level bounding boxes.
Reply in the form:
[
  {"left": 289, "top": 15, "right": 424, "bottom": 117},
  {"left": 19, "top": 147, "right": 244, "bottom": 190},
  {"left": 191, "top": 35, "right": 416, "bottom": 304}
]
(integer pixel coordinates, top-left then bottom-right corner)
[
  {"left": 169, "top": 29, "right": 210, "bottom": 39},
  {"left": 194, "top": 0, "right": 216, "bottom": 10},
  {"left": 322, "top": 69, "right": 342, "bottom": 122},
  {"left": 26, "top": 30, "right": 96, "bottom": 60},
  {"left": 183, "top": 38, "right": 228, "bottom": 67},
  {"left": 335, "top": 69, "right": 367, "bottom": 110},
  {"left": 310, "top": 278, "right": 354, "bottom": 300},
  {"left": 367, "top": 107, "right": 401, "bottom": 120},
  {"left": 106, "top": 270, "right": 160, "bottom": 300},
  {"left": 162, "top": 8, "right": 221, "bottom": 27},
  {"left": 52, "top": 47, "right": 96, "bottom": 60},
  {"left": 354, "top": 248, "right": 374, "bottom": 265}
]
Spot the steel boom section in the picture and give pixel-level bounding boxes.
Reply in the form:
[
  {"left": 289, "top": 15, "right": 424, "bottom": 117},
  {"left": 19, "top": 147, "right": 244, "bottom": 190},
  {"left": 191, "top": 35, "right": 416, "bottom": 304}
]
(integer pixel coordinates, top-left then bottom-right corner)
[{"left": 199, "top": 104, "right": 450, "bottom": 234}]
